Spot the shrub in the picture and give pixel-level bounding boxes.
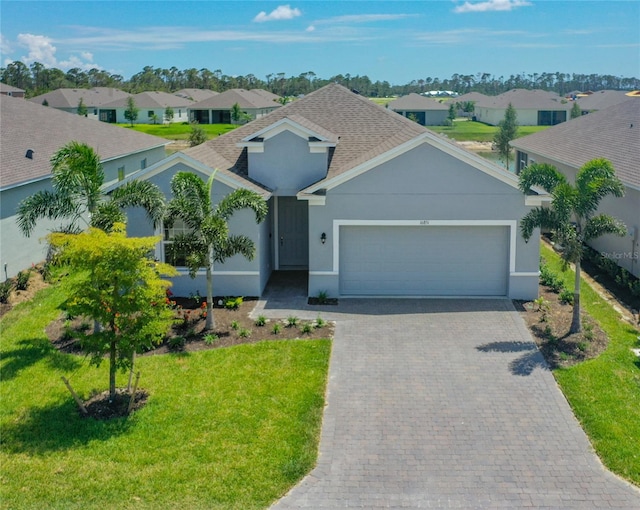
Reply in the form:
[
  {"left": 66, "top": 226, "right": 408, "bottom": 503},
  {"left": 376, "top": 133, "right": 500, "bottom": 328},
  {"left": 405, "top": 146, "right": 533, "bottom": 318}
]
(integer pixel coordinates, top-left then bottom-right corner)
[
  {"left": 301, "top": 323, "right": 313, "bottom": 334},
  {"left": 15, "top": 270, "right": 30, "bottom": 291},
  {"left": 224, "top": 296, "right": 243, "bottom": 310},
  {"left": 286, "top": 316, "right": 299, "bottom": 328},
  {"left": 315, "top": 316, "right": 326, "bottom": 328},
  {"left": 0, "top": 280, "right": 13, "bottom": 304},
  {"left": 239, "top": 328, "right": 251, "bottom": 338},
  {"left": 204, "top": 333, "right": 219, "bottom": 345},
  {"left": 559, "top": 289, "right": 574, "bottom": 305},
  {"left": 317, "top": 291, "right": 328, "bottom": 305},
  {"left": 539, "top": 263, "right": 564, "bottom": 293},
  {"left": 231, "top": 320, "right": 240, "bottom": 330},
  {"left": 272, "top": 323, "right": 281, "bottom": 335},
  {"left": 255, "top": 315, "right": 267, "bottom": 327},
  {"left": 168, "top": 336, "right": 185, "bottom": 350}
]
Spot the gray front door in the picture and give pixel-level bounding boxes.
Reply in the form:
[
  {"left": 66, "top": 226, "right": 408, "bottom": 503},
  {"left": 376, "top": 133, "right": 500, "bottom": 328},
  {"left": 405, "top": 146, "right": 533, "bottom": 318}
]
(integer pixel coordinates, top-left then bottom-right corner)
[{"left": 278, "top": 197, "right": 309, "bottom": 269}]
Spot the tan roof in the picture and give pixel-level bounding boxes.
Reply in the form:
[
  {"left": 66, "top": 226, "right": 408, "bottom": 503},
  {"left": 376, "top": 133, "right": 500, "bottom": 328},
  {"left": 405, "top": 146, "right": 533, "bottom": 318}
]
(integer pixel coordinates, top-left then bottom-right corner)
[
  {"left": 387, "top": 93, "right": 449, "bottom": 111},
  {"left": 189, "top": 89, "right": 281, "bottom": 109},
  {"left": 0, "top": 83, "right": 25, "bottom": 94},
  {"left": 511, "top": 99, "right": 640, "bottom": 189},
  {"left": 174, "top": 89, "right": 219, "bottom": 102},
  {"left": 0, "top": 95, "right": 169, "bottom": 190},
  {"left": 576, "top": 90, "right": 633, "bottom": 111},
  {"left": 455, "top": 92, "right": 490, "bottom": 103},
  {"left": 184, "top": 83, "right": 427, "bottom": 187},
  {"left": 249, "top": 89, "right": 281, "bottom": 102},
  {"left": 29, "top": 87, "right": 130, "bottom": 108},
  {"left": 476, "top": 89, "right": 571, "bottom": 111},
  {"left": 101, "top": 91, "right": 194, "bottom": 109}
]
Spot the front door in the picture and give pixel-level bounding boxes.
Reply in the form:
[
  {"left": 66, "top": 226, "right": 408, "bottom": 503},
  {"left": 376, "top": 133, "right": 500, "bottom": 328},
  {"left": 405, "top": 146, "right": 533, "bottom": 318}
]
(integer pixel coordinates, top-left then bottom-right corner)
[{"left": 277, "top": 197, "right": 308, "bottom": 269}]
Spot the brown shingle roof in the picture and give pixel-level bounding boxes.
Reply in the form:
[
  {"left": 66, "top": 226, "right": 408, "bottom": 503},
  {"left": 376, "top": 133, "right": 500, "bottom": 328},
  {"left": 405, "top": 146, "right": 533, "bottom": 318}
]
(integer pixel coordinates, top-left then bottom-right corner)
[
  {"left": 1, "top": 95, "right": 169, "bottom": 190},
  {"left": 101, "top": 91, "right": 194, "bottom": 109},
  {"left": 511, "top": 99, "right": 640, "bottom": 189},
  {"left": 189, "top": 89, "right": 281, "bottom": 109},
  {"left": 387, "top": 93, "right": 449, "bottom": 111},
  {"left": 174, "top": 89, "right": 219, "bottom": 102},
  {"left": 184, "top": 83, "right": 427, "bottom": 184},
  {"left": 28, "top": 87, "right": 130, "bottom": 108},
  {"left": 0, "top": 83, "right": 25, "bottom": 94},
  {"left": 476, "top": 89, "right": 571, "bottom": 111},
  {"left": 576, "top": 90, "right": 632, "bottom": 111}
]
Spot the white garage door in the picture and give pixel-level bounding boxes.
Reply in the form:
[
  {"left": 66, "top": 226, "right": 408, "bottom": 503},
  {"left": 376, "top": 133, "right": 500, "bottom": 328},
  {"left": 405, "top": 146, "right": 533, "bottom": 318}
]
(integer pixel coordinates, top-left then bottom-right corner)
[{"left": 339, "top": 226, "right": 509, "bottom": 296}]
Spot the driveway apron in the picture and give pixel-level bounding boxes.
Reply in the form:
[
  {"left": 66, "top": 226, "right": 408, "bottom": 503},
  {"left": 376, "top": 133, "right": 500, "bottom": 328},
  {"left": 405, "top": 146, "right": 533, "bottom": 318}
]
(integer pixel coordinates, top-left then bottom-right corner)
[{"left": 259, "top": 298, "right": 640, "bottom": 509}]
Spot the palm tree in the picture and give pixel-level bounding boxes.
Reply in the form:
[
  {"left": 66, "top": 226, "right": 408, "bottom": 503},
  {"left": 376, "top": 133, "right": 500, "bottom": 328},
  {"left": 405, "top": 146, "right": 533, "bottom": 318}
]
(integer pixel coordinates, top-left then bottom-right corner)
[
  {"left": 519, "top": 159, "right": 626, "bottom": 333},
  {"left": 17, "top": 141, "right": 165, "bottom": 237},
  {"left": 164, "top": 171, "right": 267, "bottom": 330}
]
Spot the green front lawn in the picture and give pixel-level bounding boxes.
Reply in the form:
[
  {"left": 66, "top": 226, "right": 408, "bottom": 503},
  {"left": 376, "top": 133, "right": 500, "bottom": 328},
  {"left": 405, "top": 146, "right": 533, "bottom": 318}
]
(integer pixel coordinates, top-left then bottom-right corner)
[
  {"left": 117, "top": 123, "right": 237, "bottom": 140},
  {"left": 0, "top": 278, "right": 330, "bottom": 509},
  {"left": 427, "top": 120, "right": 550, "bottom": 142},
  {"left": 541, "top": 244, "right": 640, "bottom": 485}
]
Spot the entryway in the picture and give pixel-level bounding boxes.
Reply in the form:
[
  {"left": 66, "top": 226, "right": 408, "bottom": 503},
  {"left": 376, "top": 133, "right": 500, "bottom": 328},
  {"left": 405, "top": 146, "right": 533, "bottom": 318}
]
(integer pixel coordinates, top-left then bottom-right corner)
[{"left": 276, "top": 197, "right": 308, "bottom": 269}]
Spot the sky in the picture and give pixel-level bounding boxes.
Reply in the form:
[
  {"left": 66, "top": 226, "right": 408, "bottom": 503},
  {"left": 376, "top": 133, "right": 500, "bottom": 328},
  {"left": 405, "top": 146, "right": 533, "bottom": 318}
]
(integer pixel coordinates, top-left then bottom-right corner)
[{"left": 1, "top": 0, "right": 639, "bottom": 85}]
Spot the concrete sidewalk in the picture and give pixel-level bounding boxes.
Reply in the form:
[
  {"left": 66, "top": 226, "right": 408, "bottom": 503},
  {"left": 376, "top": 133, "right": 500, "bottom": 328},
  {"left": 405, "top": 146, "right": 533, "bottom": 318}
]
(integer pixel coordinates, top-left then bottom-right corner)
[{"left": 259, "top": 298, "right": 640, "bottom": 509}]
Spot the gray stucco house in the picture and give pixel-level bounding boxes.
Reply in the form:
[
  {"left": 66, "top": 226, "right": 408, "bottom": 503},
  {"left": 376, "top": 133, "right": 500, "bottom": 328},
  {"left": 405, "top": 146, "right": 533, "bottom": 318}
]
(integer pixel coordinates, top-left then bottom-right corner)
[
  {"left": 0, "top": 95, "right": 170, "bottom": 280},
  {"left": 512, "top": 99, "right": 639, "bottom": 278},
  {"left": 386, "top": 93, "right": 449, "bottom": 125},
  {"left": 123, "top": 84, "right": 541, "bottom": 300}
]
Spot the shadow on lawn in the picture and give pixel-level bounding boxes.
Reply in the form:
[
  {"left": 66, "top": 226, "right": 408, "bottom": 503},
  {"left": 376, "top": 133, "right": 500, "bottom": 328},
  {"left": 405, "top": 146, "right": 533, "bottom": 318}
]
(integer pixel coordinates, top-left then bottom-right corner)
[
  {"left": 0, "top": 337, "right": 82, "bottom": 381},
  {"left": 1, "top": 398, "right": 133, "bottom": 454},
  {"left": 476, "top": 340, "right": 549, "bottom": 376}
]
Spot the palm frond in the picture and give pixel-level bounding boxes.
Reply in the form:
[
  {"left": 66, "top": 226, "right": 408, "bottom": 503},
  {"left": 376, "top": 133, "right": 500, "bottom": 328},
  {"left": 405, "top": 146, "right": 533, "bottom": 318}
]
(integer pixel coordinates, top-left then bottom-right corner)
[
  {"left": 92, "top": 202, "right": 126, "bottom": 232},
  {"left": 16, "top": 191, "right": 80, "bottom": 236},
  {"left": 520, "top": 207, "right": 561, "bottom": 241},
  {"left": 216, "top": 188, "right": 268, "bottom": 223},
  {"left": 214, "top": 235, "right": 255, "bottom": 263},
  {"left": 583, "top": 214, "right": 626, "bottom": 242},
  {"left": 574, "top": 159, "right": 625, "bottom": 218},
  {"left": 110, "top": 180, "right": 166, "bottom": 227},
  {"left": 518, "top": 163, "right": 567, "bottom": 194}
]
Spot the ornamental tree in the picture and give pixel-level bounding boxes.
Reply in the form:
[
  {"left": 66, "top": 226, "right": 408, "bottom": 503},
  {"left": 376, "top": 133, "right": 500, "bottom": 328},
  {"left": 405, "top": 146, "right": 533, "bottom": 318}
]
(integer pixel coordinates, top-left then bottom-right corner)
[
  {"left": 493, "top": 102, "right": 518, "bottom": 170},
  {"left": 48, "top": 224, "right": 178, "bottom": 400}
]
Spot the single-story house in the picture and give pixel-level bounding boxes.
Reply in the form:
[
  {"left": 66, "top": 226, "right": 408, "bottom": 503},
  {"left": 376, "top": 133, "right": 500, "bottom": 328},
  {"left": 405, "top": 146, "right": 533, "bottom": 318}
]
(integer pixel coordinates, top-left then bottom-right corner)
[
  {"left": 189, "top": 89, "right": 281, "bottom": 124},
  {"left": 0, "top": 95, "right": 170, "bottom": 280},
  {"left": 120, "top": 84, "right": 541, "bottom": 300},
  {"left": 28, "top": 87, "right": 130, "bottom": 120},
  {"left": 575, "top": 90, "right": 635, "bottom": 114},
  {"left": 511, "top": 99, "right": 639, "bottom": 278},
  {"left": 99, "top": 91, "right": 193, "bottom": 124},
  {"left": 386, "top": 93, "right": 449, "bottom": 125},
  {"left": 474, "top": 89, "right": 572, "bottom": 126},
  {"left": 0, "top": 83, "right": 25, "bottom": 98},
  {"left": 174, "top": 88, "right": 219, "bottom": 102}
]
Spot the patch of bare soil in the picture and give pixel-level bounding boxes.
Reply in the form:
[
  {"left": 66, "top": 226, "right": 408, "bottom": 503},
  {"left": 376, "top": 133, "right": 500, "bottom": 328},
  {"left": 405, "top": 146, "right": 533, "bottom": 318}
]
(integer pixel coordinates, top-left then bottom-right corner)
[
  {"left": 82, "top": 389, "right": 149, "bottom": 420},
  {"left": 516, "top": 285, "right": 608, "bottom": 369},
  {"left": 0, "top": 268, "right": 50, "bottom": 319}
]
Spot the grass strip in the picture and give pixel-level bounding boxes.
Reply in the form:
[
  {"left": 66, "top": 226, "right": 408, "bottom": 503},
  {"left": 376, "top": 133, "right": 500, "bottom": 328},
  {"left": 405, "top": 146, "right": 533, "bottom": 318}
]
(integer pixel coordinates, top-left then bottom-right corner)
[{"left": 116, "top": 123, "right": 237, "bottom": 140}]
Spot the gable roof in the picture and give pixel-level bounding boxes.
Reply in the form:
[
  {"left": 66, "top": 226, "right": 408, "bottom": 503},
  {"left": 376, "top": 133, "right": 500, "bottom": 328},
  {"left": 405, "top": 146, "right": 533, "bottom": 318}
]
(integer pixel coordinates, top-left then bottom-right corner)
[
  {"left": 455, "top": 92, "right": 490, "bottom": 104},
  {"left": 0, "top": 95, "right": 169, "bottom": 190},
  {"left": 182, "top": 83, "right": 521, "bottom": 195},
  {"left": 100, "top": 91, "right": 194, "bottom": 109},
  {"left": 475, "top": 89, "right": 571, "bottom": 111},
  {"left": 511, "top": 99, "right": 640, "bottom": 189},
  {"left": 189, "top": 89, "right": 281, "bottom": 109},
  {"left": 0, "top": 83, "right": 25, "bottom": 94},
  {"left": 576, "top": 90, "right": 633, "bottom": 111},
  {"left": 28, "top": 87, "right": 130, "bottom": 108},
  {"left": 174, "top": 88, "right": 219, "bottom": 102},
  {"left": 387, "top": 93, "right": 449, "bottom": 111}
]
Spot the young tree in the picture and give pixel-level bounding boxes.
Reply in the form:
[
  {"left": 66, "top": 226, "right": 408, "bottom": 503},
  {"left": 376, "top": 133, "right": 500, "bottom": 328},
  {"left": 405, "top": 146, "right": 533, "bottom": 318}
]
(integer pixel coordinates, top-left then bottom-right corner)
[
  {"left": 164, "top": 106, "right": 174, "bottom": 123},
  {"left": 570, "top": 101, "right": 582, "bottom": 119},
  {"left": 519, "top": 159, "right": 626, "bottom": 333},
  {"left": 493, "top": 103, "right": 518, "bottom": 170},
  {"left": 447, "top": 103, "right": 456, "bottom": 125},
  {"left": 49, "top": 224, "right": 177, "bottom": 400},
  {"left": 188, "top": 122, "right": 207, "bottom": 147},
  {"left": 124, "top": 96, "right": 139, "bottom": 126},
  {"left": 17, "top": 141, "right": 165, "bottom": 237},
  {"left": 76, "top": 97, "right": 88, "bottom": 116},
  {"left": 165, "top": 171, "right": 267, "bottom": 330},
  {"left": 230, "top": 102, "right": 243, "bottom": 123}
]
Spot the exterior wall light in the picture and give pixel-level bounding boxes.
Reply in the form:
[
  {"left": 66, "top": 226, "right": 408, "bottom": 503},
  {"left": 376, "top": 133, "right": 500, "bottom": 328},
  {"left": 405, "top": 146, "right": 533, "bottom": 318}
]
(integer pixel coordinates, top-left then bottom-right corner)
[{"left": 321, "top": 232, "right": 327, "bottom": 244}]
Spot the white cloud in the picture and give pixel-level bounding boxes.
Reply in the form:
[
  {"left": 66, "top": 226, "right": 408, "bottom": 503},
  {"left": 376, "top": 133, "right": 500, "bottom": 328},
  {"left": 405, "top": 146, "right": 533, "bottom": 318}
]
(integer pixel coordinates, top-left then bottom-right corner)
[
  {"left": 1, "top": 34, "right": 12, "bottom": 54},
  {"left": 13, "top": 32, "right": 98, "bottom": 70},
  {"left": 454, "top": 0, "right": 532, "bottom": 13},
  {"left": 253, "top": 5, "right": 301, "bottom": 23},
  {"left": 306, "top": 25, "right": 316, "bottom": 32},
  {"left": 320, "top": 14, "right": 417, "bottom": 24}
]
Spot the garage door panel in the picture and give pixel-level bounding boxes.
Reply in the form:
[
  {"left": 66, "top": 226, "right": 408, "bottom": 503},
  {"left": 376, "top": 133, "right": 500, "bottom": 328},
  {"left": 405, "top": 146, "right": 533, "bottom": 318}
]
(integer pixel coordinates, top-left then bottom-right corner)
[{"left": 339, "top": 226, "right": 508, "bottom": 296}]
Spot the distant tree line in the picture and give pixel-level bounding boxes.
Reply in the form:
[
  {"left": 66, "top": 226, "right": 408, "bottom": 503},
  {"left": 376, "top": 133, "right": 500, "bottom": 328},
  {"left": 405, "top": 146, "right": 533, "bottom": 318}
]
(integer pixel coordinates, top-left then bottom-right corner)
[{"left": 2, "top": 61, "right": 638, "bottom": 99}]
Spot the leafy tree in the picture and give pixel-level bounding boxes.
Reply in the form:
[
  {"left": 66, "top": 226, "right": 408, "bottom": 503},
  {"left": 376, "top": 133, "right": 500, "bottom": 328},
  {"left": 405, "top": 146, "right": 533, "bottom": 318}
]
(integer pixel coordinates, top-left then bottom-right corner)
[
  {"left": 570, "top": 101, "right": 582, "bottom": 119},
  {"left": 164, "top": 106, "right": 174, "bottom": 123},
  {"left": 165, "top": 171, "right": 267, "bottom": 330},
  {"left": 230, "top": 102, "right": 245, "bottom": 123},
  {"left": 76, "top": 97, "right": 88, "bottom": 116},
  {"left": 188, "top": 122, "right": 207, "bottom": 147},
  {"left": 447, "top": 103, "right": 456, "bottom": 124},
  {"left": 519, "top": 159, "right": 626, "bottom": 333},
  {"left": 150, "top": 113, "right": 159, "bottom": 124},
  {"left": 48, "top": 224, "right": 177, "bottom": 400},
  {"left": 17, "top": 141, "right": 165, "bottom": 237},
  {"left": 124, "top": 96, "right": 139, "bottom": 126},
  {"left": 493, "top": 103, "right": 518, "bottom": 170}
]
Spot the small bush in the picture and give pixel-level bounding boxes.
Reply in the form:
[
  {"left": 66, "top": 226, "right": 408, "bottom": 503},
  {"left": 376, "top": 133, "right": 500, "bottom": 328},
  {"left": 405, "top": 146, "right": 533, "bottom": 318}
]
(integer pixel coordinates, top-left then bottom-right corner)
[
  {"left": 239, "top": 328, "right": 251, "bottom": 338},
  {"left": 272, "top": 323, "right": 281, "bottom": 335},
  {"left": 204, "top": 333, "right": 219, "bottom": 345},
  {"left": 15, "top": 270, "right": 30, "bottom": 291},
  {"left": 577, "top": 341, "right": 588, "bottom": 352},
  {"left": 559, "top": 289, "right": 574, "bottom": 305},
  {"left": 301, "top": 323, "right": 313, "bottom": 334},
  {"left": 0, "top": 280, "right": 13, "bottom": 304},
  {"left": 168, "top": 336, "right": 185, "bottom": 350},
  {"left": 539, "top": 263, "right": 565, "bottom": 293},
  {"left": 317, "top": 291, "right": 328, "bottom": 305},
  {"left": 231, "top": 320, "right": 240, "bottom": 330},
  {"left": 286, "top": 316, "right": 299, "bottom": 328},
  {"left": 255, "top": 315, "right": 267, "bottom": 327},
  {"left": 315, "top": 316, "right": 326, "bottom": 328},
  {"left": 224, "top": 296, "right": 243, "bottom": 310},
  {"left": 582, "top": 322, "right": 594, "bottom": 341}
]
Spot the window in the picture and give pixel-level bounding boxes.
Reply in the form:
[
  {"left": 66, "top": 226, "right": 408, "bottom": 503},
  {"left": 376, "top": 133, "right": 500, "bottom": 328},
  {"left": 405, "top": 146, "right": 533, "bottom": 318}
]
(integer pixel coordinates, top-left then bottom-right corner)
[
  {"left": 163, "top": 219, "right": 191, "bottom": 267},
  {"left": 117, "top": 166, "right": 125, "bottom": 181},
  {"left": 93, "top": 109, "right": 97, "bottom": 115},
  {"left": 148, "top": 110, "right": 154, "bottom": 118},
  {"left": 516, "top": 151, "right": 528, "bottom": 174},
  {"left": 141, "top": 158, "right": 147, "bottom": 170}
]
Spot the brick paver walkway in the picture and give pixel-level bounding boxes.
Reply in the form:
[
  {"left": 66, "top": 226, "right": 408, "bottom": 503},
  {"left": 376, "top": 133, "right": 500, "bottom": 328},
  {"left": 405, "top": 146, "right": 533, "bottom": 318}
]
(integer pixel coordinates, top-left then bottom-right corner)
[{"left": 255, "top": 298, "right": 640, "bottom": 509}]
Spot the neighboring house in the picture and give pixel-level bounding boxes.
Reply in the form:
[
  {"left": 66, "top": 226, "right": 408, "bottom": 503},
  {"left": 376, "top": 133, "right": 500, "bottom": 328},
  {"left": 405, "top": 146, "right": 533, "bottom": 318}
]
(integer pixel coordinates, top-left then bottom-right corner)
[
  {"left": 28, "top": 87, "right": 130, "bottom": 119},
  {"left": 0, "top": 95, "right": 170, "bottom": 280},
  {"left": 386, "top": 93, "right": 449, "bottom": 125},
  {"left": 99, "top": 91, "right": 193, "bottom": 124},
  {"left": 0, "top": 83, "right": 25, "bottom": 98},
  {"left": 511, "top": 99, "right": 640, "bottom": 278},
  {"left": 174, "top": 88, "right": 219, "bottom": 102},
  {"left": 120, "top": 84, "right": 541, "bottom": 300},
  {"left": 575, "top": 90, "right": 634, "bottom": 114},
  {"left": 474, "top": 89, "right": 572, "bottom": 126},
  {"left": 189, "top": 89, "right": 281, "bottom": 124}
]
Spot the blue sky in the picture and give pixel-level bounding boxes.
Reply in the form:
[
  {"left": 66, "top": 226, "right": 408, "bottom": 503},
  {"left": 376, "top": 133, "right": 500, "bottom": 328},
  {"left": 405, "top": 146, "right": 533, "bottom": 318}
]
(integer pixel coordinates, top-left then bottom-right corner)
[{"left": 1, "top": 1, "right": 638, "bottom": 84}]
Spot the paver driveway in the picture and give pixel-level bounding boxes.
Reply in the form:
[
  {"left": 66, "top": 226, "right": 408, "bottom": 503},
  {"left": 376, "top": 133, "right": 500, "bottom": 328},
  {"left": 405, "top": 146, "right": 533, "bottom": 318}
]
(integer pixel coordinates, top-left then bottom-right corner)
[{"left": 256, "top": 298, "right": 640, "bottom": 509}]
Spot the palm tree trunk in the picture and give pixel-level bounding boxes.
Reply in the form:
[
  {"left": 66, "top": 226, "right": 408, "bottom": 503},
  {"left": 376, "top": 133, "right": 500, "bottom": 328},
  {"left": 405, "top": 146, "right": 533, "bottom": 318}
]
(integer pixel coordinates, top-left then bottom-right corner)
[
  {"left": 570, "top": 259, "right": 582, "bottom": 334},
  {"left": 205, "top": 249, "right": 215, "bottom": 330}
]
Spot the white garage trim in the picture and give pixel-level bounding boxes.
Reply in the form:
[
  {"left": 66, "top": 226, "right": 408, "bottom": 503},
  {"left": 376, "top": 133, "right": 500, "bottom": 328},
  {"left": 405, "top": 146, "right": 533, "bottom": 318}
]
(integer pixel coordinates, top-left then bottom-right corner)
[{"left": 332, "top": 219, "right": 518, "bottom": 274}]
